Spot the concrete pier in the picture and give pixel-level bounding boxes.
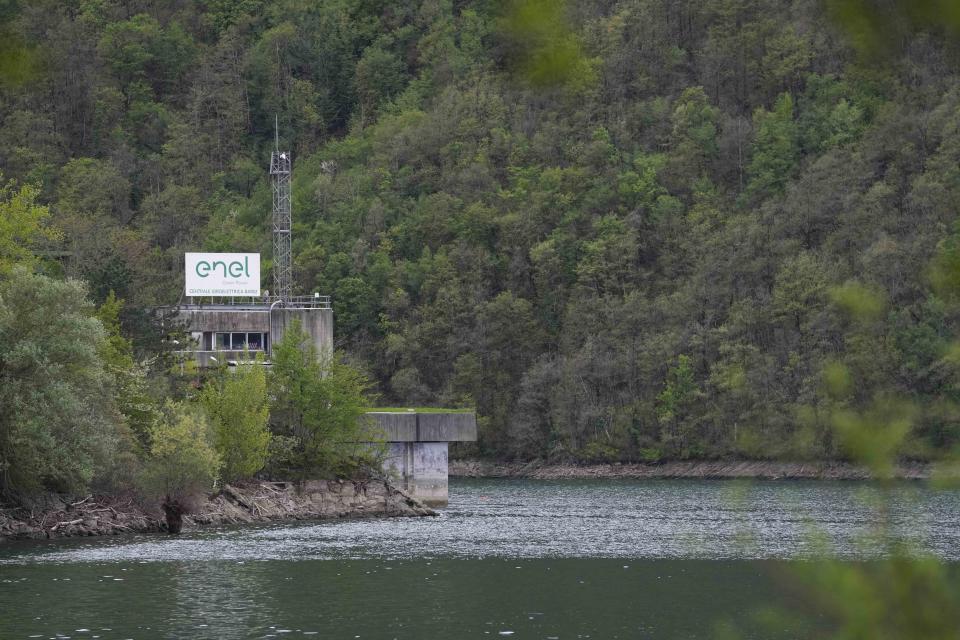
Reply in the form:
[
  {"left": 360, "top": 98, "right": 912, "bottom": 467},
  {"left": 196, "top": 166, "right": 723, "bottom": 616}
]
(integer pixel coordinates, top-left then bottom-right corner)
[{"left": 368, "top": 412, "right": 477, "bottom": 507}]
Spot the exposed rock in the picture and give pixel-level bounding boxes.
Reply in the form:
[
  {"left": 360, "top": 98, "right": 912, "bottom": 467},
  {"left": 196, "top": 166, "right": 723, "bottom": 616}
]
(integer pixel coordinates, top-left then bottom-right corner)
[
  {"left": 0, "top": 479, "right": 434, "bottom": 542},
  {"left": 189, "top": 479, "right": 435, "bottom": 528}
]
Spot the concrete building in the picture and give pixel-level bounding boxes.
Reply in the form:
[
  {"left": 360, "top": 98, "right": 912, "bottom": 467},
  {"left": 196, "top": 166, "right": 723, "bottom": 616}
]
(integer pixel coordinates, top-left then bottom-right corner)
[
  {"left": 167, "top": 139, "right": 476, "bottom": 504},
  {"left": 171, "top": 142, "right": 329, "bottom": 366},
  {"left": 175, "top": 296, "right": 332, "bottom": 366}
]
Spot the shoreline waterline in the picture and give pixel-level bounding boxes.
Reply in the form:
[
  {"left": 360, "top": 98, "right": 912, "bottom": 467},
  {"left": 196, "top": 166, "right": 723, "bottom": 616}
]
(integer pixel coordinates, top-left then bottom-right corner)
[
  {"left": 0, "top": 479, "right": 433, "bottom": 543},
  {"left": 450, "top": 458, "right": 938, "bottom": 480}
]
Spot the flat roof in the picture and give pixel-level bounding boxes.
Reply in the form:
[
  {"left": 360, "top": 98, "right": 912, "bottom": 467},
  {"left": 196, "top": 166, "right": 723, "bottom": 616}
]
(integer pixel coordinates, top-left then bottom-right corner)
[{"left": 177, "top": 304, "right": 271, "bottom": 312}]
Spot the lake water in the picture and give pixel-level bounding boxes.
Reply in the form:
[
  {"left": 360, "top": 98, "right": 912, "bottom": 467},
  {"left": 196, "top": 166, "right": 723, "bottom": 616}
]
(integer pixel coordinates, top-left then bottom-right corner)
[{"left": 1, "top": 478, "right": 957, "bottom": 639}]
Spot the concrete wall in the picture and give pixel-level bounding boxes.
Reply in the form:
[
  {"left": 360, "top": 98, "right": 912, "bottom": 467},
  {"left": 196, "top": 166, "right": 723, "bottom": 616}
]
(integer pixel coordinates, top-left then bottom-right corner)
[
  {"left": 177, "top": 307, "right": 271, "bottom": 333},
  {"left": 371, "top": 413, "right": 418, "bottom": 441},
  {"left": 370, "top": 412, "right": 477, "bottom": 506},
  {"left": 173, "top": 305, "right": 333, "bottom": 362},
  {"left": 418, "top": 413, "right": 477, "bottom": 442},
  {"left": 192, "top": 350, "right": 263, "bottom": 368},
  {"left": 271, "top": 307, "right": 334, "bottom": 357},
  {"left": 367, "top": 412, "right": 477, "bottom": 442},
  {"left": 383, "top": 442, "right": 449, "bottom": 507}
]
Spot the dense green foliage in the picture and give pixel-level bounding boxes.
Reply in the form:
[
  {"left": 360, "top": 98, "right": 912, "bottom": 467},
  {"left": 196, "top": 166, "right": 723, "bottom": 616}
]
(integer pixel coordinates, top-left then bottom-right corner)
[
  {"left": 0, "top": 268, "right": 122, "bottom": 496},
  {"left": 0, "top": 266, "right": 370, "bottom": 502},
  {"left": 3, "top": 0, "right": 960, "bottom": 464},
  {"left": 731, "top": 290, "right": 960, "bottom": 640},
  {"left": 269, "top": 321, "right": 377, "bottom": 477},
  {"left": 0, "top": 179, "right": 57, "bottom": 274},
  {"left": 1, "top": 4, "right": 958, "bottom": 633},
  {"left": 140, "top": 401, "right": 221, "bottom": 500},
  {"left": 95, "top": 290, "right": 164, "bottom": 456},
  {"left": 200, "top": 356, "right": 272, "bottom": 483}
]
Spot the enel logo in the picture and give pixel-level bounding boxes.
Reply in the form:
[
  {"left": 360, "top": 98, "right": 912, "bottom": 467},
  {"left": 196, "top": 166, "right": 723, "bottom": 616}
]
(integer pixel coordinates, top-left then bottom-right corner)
[{"left": 195, "top": 256, "right": 251, "bottom": 279}]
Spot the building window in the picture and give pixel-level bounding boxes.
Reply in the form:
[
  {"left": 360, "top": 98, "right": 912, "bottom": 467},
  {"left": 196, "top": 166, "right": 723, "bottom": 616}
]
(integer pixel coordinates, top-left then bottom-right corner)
[{"left": 215, "top": 332, "right": 267, "bottom": 352}]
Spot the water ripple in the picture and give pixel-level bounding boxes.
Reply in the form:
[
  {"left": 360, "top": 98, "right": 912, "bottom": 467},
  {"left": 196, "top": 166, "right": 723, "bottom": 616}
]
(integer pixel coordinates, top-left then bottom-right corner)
[{"left": 2, "top": 478, "right": 958, "bottom": 565}]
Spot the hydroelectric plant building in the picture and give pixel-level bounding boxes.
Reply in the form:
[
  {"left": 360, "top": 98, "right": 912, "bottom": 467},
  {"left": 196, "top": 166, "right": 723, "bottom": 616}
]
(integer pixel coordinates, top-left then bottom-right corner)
[
  {"left": 168, "top": 143, "right": 475, "bottom": 506},
  {"left": 172, "top": 148, "right": 332, "bottom": 365}
]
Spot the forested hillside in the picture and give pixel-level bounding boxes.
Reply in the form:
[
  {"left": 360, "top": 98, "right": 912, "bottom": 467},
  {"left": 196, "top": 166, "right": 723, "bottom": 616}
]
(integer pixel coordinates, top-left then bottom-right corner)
[{"left": 4, "top": 0, "right": 960, "bottom": 463}]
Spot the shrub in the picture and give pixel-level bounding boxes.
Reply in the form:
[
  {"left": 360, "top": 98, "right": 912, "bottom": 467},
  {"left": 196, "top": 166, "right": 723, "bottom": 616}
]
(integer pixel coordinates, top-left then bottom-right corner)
[
  {"left": 201, "top": 356, "right": 271, "bottom": 483},
  {"left": 269, "top": 320, "right": 378, "bottom": 478},
  {"left": 0, "top": 269, "right": 121, "bottom": 500},
  {"left": 140, "top": 401, "right": 221, "bottom": 500}
]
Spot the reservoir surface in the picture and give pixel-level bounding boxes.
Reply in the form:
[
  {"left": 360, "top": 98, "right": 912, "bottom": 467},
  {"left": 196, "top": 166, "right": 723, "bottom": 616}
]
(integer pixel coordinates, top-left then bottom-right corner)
[{"left": 1, "top": 478, "right": 957, "bottom": 639}]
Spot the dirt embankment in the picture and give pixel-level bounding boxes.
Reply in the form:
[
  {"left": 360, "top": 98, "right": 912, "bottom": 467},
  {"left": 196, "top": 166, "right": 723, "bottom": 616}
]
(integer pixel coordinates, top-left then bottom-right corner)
[
  {"left": 450, "top": 459, "right": 934, "bottom": 480},
  {"left": 0, "top": 479, "right": 434, "bottom": 542}
]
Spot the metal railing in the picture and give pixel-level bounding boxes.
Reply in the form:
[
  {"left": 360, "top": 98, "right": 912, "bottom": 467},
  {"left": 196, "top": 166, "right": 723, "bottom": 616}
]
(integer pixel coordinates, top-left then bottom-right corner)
[
  {"left": 185, "top": 350, "right": 271, "bottom": 368},
  {"left": 284, "top": 294, "right": 331, "bottom": 309},
  {"left": 179, "top": 294, "right": 331, "bottom": 310}
]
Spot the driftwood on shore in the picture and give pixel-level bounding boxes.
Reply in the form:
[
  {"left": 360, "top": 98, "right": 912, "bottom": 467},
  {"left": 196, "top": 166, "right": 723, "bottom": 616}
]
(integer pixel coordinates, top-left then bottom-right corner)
[
  {"left": 0, "top": 493, "right": 161, "bottom": 541},
  {"left": 0, "top": 479, "right": 434, "bottom": 542}
]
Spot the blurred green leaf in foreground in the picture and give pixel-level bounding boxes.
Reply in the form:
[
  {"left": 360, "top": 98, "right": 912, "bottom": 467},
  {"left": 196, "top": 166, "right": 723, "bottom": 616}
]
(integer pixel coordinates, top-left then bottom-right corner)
[
  {"left": 497, "top": 0, "right": 597, "bottom": 89},
  {"left": 828, "top": 0, "right": 960, "bottom": 58},
  {"left": 736, "top": 262, "right": 960, "bottom": 639}
]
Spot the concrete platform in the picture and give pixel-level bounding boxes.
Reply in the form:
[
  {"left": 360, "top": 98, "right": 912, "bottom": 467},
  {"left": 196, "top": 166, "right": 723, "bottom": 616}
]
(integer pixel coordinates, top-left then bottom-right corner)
[{"left": 368, "top": 412, "right": 477, "bottom": 507}]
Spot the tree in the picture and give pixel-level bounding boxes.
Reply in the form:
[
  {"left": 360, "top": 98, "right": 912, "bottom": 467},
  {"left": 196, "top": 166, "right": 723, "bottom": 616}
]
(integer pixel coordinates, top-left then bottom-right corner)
[
  {"left": 140, "top": 401, "right": 221, "bottom": 500},
  {"left": 96, "top": 291, "right": 163, "bottom": 453},
  {"left": 54, "top": 158, "right": 135, "bottom": 294},
  {"left": 97, "top": 14, "right": 195, "bottom": 97},
  {"left": 2, "top": 0, "right": 960, "bottom": 473},
  {"left": 56, "top": 158, "right": 131, "bottom": 224},
  {"left": 0, "top": 268, "right": 121, "bottom": 499},
  {"left": 469, "top": 292, "right": 544, "bottom": 452},
  {"left": 0, "top": 179, "right": 58, "bottom": 274},
  {"left": 355, "top": 46, "right": 406, "bottom": 126},
  {"left": 668, "top": 86, "right": 721, "bottom": 188},
  {"left": 201, "top": 357, "right": 271, "bottom": 483},
  {"left": 576, "top": 216, "right": 638, "bottom": 296},
  {"left": 743, "top": 92, "right": 799, "bottom": 201},
  {"left": 657, "top": 354, "right": 701, "bottom": 457},
  {"left": 269, "top": 320, "right": 375, "bottom": 477}
]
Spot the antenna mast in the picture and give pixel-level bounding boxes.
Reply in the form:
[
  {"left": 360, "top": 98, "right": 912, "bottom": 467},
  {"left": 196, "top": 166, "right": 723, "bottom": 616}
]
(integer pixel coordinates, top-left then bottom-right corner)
[{"left": 270, "top": 116, "right": 292, "bottom": 303}]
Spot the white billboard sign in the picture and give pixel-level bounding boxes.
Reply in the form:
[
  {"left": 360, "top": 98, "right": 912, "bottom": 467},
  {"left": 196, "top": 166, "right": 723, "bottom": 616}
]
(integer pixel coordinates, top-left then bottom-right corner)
[{"left": 185, "top": 253, "right": 260, "bottom": 297}]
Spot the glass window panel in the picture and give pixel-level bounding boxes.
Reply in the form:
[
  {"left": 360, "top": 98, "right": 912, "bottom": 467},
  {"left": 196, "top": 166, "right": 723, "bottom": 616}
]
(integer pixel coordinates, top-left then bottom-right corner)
[
  {"left": 216, "top": 333, "right": 230, "bottom": 349},
  {"left": 231, "top": 333, "right": 247, "bottom": 350},
  {"left": 248, "top": 333, "right": 263, "bottom": 350}
]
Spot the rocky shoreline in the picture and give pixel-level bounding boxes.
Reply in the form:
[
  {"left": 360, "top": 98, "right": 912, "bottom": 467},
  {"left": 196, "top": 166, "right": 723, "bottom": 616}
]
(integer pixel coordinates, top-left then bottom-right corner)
[
  {"left": 0, "top": 479, "right": 434, "bottom": 542},
  {"left": 450, "top": 459, "right": 935, "bottom": 480}
]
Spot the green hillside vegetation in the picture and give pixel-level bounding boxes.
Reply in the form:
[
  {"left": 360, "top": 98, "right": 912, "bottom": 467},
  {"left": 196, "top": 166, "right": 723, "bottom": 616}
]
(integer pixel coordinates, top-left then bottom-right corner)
[{"left": 3, "top": 0, "right": 960, "bottom": 473}]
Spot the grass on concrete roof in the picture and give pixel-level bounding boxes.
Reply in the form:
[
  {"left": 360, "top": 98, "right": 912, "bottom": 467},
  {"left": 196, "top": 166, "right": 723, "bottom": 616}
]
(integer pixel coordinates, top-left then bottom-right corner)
[{"left": 365, "top": 407, "right": 474, "bottom": 414}]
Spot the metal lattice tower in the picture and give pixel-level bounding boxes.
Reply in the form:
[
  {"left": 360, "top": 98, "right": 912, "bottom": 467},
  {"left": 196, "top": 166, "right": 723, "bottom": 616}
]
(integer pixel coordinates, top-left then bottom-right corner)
[{"left": 270, "top": 133, "right": 292, "bottom": 303}]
